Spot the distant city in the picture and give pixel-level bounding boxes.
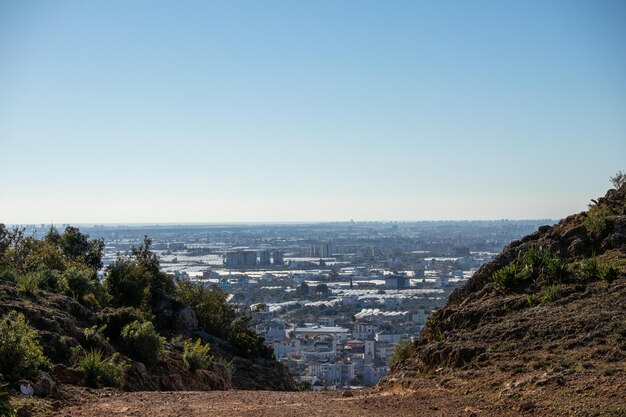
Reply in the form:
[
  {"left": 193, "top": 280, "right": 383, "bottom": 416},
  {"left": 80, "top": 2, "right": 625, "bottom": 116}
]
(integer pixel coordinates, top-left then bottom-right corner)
[{"left": 20, "top": 220, "right": 552, "bottom": 389}]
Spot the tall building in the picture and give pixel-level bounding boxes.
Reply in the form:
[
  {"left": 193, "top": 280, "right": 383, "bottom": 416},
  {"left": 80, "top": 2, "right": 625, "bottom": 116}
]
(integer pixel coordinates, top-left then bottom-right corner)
[
  {"left": 259, "top": 250, "right": 271, "bottom": 266},
  {"left": 224, "top": 250, "right": 257, "bottom": 267},
  {"left": 272, "top": 251, "right": 284, "bottom": 266},
  {"left": 309, "top": 242, "right": 331, "bottom": 258}
]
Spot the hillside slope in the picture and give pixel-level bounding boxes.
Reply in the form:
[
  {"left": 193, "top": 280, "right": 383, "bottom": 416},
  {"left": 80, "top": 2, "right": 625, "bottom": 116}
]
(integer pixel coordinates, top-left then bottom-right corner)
[{"left": 379, "top": 184, "right": 626, "bottom": 416}]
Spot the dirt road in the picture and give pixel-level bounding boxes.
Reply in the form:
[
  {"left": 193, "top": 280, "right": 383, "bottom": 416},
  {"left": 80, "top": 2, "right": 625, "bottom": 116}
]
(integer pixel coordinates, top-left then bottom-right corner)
[{"left": 54, "top": 389, "right": 527, "bottom": 417}]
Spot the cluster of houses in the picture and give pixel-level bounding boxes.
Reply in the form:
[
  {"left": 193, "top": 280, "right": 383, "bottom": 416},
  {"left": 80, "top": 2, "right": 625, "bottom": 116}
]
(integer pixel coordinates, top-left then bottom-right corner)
[{"left": 258, "top": 308, "right": 432, "bottom": 389}]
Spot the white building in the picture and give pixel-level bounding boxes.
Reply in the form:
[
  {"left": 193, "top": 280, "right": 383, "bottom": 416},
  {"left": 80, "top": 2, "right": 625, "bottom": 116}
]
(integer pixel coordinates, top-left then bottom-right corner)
[{"left": 273, "top": 339, "right": 293, "bottom": 359}]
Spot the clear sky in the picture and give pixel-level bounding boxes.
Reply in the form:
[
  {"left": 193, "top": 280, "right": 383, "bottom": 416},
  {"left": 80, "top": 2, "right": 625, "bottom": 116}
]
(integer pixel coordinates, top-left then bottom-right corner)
[{"left": 1, "top": 1, "right": 625, "bottom": 224}]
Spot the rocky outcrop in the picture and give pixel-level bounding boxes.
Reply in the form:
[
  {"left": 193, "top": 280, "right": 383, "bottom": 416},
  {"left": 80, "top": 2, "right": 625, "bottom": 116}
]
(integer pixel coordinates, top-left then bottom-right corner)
[
  {"left": 124, "top": 349, "right": 231, "bottom": 392},
  {"left": 152, "top": 296, "right": 198, "bottom": 336}
]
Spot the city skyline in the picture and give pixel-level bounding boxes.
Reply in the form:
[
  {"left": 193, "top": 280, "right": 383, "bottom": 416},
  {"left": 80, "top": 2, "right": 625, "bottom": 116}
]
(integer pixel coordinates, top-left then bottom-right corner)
[{"left": 1, "top": 1, "right": 625, "bottom": 224}]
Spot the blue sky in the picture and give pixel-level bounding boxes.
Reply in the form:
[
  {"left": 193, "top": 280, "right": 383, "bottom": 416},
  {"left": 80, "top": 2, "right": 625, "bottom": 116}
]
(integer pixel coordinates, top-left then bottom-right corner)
[{"left": 1, "top": 1, "right": 625, "bottom": 223}]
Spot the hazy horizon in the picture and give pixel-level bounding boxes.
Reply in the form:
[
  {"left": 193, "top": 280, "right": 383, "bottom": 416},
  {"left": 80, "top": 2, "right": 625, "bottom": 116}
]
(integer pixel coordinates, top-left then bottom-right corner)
[
  {"left": 5, "top": 218, "right": 558, "bottom": 229},
  {"left": 1, "top": 1, "right": 625, "bottom": 224}
]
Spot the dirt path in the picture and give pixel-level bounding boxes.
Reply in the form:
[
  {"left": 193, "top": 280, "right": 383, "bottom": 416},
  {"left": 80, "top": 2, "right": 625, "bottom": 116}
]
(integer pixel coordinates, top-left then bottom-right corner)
[{"left": 54, "top": 389, "right": 527, "bottom": 417}]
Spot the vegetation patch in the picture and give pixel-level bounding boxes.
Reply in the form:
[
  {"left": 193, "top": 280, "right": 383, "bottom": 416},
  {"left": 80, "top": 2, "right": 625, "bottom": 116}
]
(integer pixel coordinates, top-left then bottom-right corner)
[
  {"left": 0, "top": 311, "right": 50, "bottom": 380},
  {"left": 79, "top": 349, "right": 128, "bottom": 388},
  {"left": 584, "top": 205, "right": 612, "bottom": 236},
  {"left": 493, "top": 264, "right": 519, "bottom": 289},
  {"left": 176, "top": 280, "right": 272, "bottom": 359},
  {"left": 183, "top": 338, "right": 213, "bottom": 372},
  {"left": 493, "top": 246, "right": 570, "bottom": 290},
  {"left": 120, "top": 320, "right": 164, "bottom": 367},
  {"left": 541, "top": 285, "right": 561, "bottom": 304},
  {"left": 390, "top": 340, "right": 414, "bottom": 368}
]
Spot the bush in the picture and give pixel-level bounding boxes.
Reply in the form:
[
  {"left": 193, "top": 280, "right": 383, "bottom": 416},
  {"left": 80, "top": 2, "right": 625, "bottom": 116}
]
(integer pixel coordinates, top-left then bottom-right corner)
[
  {"left": 83, "top": 325, "right": 110, "bottom": 351},
  {"left": 33, "top": 269, "right": 66, "bottom": 293},
  {"left": 390, "top": 340, "right": 414, "bottom": 368},
  {"left": 541, "top": 285, "right": 561, "bottom": 304},
  {"left": 98, "top": 307, "right": 151, "bottom": 344},
  {"left": 120, "top": 320, "right": 163, "bottom": 367},
  {"left": 229, "top": 317, "right": 273, "bottom": 359},
  {"left": 517, "top": 245, "right": 552, "bottom": 281},
  {"left": 104, "top": 259, "right": 150, "bottom": 308},
  {"left": 16, "top": 273, "right": 39, "bottom": 296},
  {"left": 493, "top": 264, "right": 519, "bottom": 289},
  {"left": 0, "top": 267, "right": 17, "bottom": 283},
  {"left": 170, "top": 335, "right": 186, "bottom": 350},
  {"left": 584, "top": 205, "right": 612, "bottom": 236},
  {"left": 599, "top": 264, "right": 620, "bottom": 285},
  {"left": 611, "top": 170, "right": 625, "bottom": 189},
  {"left": 175, "top": 281, "right": 235, "bottom": 338},
  {"left": 545, "top": 257, "right": 568, "bottom": 285},
  {"left": 183, "top": 338, "right": 212, "bottom": 372},
  {"left": 64, "top": 266, "right": 96, "bottom": 300},
  {"left": 578, "top": 257, "right": 601, "bottom": 281},
  {"left": 80, "top": 349, "right": 128, "bottom": 388},
  {"left": 0, "top": 311, "right": 49, "bottom": 380}
]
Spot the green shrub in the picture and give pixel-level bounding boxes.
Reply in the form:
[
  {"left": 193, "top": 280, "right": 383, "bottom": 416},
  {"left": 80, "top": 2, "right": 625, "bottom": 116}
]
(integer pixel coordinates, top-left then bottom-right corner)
[
  {"left": 175, "top": 281, "right": 235, "bottom": 338},
  {"left": 104, "top": 238, "right": 174, "bottom": 309},
  {"left": 584, "top": 205, "right": 612, "bottom": 236},
  {"left": 64, "top": 266, "right": 96, "bottom": 300},
  {"left": 390, "top": 339, "right": 414, "bottom": 368},
  {"left": 493, "top": 264, "right": 519, "bottom": 289},
  {"left": 104, "top": 259, "right": 150, "bottom": 308},
  {"left": 83, "top": 325, "right": 110, "bottom": 351},
  {"left": 578, "top": 257, "right": 600, "bottom": 281},
  {"left": 541, "top": 285, "right": 561, "bottom": 304},
  {"left": 546, "top": 257, "right": 568, "bottom": 285},
  {"left": 33, "top": 269, "right": 66, "bottom": 293},
  {"left": 229, "top": 317, "right": 273, "bottom": 359},
  {"left": 0, "top": 311, "right": 49, "bottom": 380},
  {"left": 120, "top": 321, "right": 163, "bottom": 367},
  {"left": 0, "top": 268, "right": 17, "bottom": 283},
  {"left": 80, "top": 349, "right": 128, "bottom": 388},
  {"left": 170, "top": 335, "right": 186, "bottom": 350},
  {"left": 611, "top": 170, "right": 626, "bottom": 189},
  {"left": 183, "top": 338, "right": 212, "bottom": 372},
  {"left": 526, "top": 294, "right": 538, "bottom": 307},
  {"left": 98, "top": 307, "right": 151, "bottom": 344},
  {"left": 599, "top": 264, "right": 620, "bottom": 285},
  {"left": 16, "top": 273, "right": 39, "bottom": 296},
  {"left": 517, "top": 245, "right": 552, "bottom": 281},
  {"left": 175, "top": 280, "right": 271, "bottom": 359}
]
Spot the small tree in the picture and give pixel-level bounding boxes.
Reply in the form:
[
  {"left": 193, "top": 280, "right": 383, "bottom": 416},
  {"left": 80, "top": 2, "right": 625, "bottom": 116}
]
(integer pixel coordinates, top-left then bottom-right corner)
[
  {"left": 390, "top": 340, "right": 414, "bottom": 368},
  {"left": 175, "top": 281, "right": 235, "bottom": 338},
  {"left": 610, "top": 170, "right": 626, "bottom": 189},
  {"left": 105, "top": 259, "right": 150, "bottom": 308}
]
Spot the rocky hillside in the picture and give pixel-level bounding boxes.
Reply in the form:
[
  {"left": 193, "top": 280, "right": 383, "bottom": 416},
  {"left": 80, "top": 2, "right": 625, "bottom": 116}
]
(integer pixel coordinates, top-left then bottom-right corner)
[
  {"left": 0, "top": 226, "right": 296, "bottom": 414},
  {"left": 380, "top": 183, "right": 626, "bottom": 416},
  {"left": 0, "top": 278, "right": 295, "bottom": 393}
]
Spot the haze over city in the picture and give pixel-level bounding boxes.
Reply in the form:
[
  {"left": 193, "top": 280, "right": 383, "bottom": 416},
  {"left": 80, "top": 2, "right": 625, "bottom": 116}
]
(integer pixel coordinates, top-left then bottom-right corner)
[{"left": 1, "top": 1, "right": 625, "bottom": 224}]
